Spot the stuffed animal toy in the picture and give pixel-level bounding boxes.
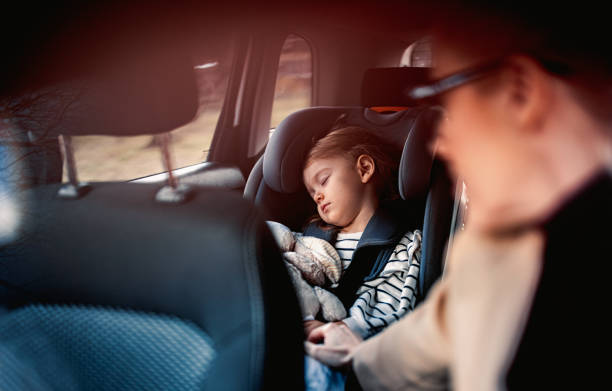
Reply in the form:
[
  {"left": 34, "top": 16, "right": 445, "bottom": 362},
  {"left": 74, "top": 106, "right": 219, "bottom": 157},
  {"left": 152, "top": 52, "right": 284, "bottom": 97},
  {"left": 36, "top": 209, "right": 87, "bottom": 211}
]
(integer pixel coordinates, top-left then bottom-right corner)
[{"left": 266, "top": 221, "right": 347, "bottom": 322}]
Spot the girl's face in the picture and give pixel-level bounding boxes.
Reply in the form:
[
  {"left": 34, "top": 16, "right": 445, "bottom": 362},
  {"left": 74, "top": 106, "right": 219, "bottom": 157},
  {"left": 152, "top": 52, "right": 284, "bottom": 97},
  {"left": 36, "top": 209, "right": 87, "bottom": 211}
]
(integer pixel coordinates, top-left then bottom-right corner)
[{"left": 303, "top": 155, "right": 376, "bottom": 232}]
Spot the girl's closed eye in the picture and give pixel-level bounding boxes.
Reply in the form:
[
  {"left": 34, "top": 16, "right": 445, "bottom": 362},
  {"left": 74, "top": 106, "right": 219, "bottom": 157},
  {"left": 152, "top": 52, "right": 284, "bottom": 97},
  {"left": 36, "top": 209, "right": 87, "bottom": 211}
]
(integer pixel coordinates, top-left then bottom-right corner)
[{"left": 320, "top": 175, "right": 329, "bottom": 186}]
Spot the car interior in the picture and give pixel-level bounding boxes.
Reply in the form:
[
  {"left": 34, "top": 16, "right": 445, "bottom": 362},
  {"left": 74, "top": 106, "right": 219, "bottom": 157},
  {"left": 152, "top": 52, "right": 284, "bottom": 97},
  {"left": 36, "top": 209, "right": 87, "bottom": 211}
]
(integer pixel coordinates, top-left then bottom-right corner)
[{"left": 0, "top": 2, "right": 464, "bottom": 390}]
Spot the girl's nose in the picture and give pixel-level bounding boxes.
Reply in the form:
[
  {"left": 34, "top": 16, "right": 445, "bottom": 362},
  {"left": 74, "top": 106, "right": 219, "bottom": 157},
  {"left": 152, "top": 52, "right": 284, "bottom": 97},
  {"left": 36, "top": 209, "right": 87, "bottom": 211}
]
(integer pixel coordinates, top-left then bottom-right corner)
[{"left": 315, "top": 192, "right": 324, "bottom": 203}]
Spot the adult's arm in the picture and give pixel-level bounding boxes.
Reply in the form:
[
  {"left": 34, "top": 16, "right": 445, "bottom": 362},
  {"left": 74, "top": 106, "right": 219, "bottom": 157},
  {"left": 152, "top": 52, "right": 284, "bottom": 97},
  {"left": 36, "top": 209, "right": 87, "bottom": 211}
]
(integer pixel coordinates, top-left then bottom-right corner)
[
  {"left": 310, "top": 228, "right": 543, "bottom": 391},
  {"left": 353, "top": 229, "right": 542, "bottom": 390},
  {"left": 351, "top": 278, "right": 451, "bottom": 390},
  {"left": 304, "top": 278, "right": 451, "bottom": 389}
]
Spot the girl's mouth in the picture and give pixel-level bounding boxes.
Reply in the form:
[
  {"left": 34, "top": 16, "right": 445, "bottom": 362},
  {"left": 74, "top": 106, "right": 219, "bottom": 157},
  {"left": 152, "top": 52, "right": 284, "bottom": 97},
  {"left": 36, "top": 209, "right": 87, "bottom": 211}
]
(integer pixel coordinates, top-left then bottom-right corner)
[{"left": 321, "top": 203, "right": 330, "bottom": 213}]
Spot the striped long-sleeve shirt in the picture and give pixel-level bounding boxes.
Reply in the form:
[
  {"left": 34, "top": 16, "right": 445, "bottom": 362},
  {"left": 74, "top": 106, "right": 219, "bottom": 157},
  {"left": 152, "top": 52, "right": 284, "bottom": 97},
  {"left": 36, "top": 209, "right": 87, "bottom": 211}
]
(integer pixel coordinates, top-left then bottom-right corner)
[{"left": 337, "top": 229, "right": 422, "bottom": 338}]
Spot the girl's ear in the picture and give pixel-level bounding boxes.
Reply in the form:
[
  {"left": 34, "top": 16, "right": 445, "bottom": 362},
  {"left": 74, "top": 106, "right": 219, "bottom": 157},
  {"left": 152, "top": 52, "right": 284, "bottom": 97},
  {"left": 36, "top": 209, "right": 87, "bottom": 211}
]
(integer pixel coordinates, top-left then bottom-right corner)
[{"left": 356, "top": 154, "right": 375, "bottom": 183}]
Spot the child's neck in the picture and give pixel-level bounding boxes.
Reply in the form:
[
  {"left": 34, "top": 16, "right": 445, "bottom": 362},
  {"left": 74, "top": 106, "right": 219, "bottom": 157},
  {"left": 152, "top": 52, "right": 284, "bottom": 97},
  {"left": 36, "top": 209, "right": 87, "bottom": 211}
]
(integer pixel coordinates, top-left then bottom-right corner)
[{"left": 340, "top": 200, "right": 378, "bottom": 233}]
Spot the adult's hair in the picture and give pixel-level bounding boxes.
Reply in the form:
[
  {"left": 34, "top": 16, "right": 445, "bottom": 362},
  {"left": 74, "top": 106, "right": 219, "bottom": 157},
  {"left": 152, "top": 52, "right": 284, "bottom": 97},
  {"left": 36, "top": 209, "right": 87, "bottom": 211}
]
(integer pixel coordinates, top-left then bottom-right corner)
[
  {"left": 305, "top": 126, "right": 402, "bottom": 203},
  {"left": 426, "top": 0, "right": 612, "bottom": 123}
]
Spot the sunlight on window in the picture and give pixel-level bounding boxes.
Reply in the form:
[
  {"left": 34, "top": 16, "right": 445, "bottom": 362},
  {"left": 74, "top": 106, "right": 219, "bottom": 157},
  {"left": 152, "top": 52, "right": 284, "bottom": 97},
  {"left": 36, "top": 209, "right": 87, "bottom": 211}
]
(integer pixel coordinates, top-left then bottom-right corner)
[
  {"left": 66, "top": 47, "right": 233, "bottom": 182},
  {"left": 194, "top": 61, "right": 218, "bottom": 70},
  {"left": 270, "top": 34, "right": 313, "bottom": 131},
  {"left": 400, "top": 38, "right": 432, "bottom": 67},
  {"left": 0, "top": 187, "right": 20, "bottom": 245}
]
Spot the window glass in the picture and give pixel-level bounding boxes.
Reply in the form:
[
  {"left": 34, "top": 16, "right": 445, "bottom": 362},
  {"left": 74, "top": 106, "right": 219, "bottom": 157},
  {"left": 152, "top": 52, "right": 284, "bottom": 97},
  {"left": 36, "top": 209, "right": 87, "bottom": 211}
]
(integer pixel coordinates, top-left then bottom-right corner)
[
  {"left": 270, "top": 34, "right": 312, "bottom": 130},
  {"left": 65, "top": 46, "right": 233, "bottom": 182},
  {"left": 400, "top": 38, "right": 432, "bottom": 67}
]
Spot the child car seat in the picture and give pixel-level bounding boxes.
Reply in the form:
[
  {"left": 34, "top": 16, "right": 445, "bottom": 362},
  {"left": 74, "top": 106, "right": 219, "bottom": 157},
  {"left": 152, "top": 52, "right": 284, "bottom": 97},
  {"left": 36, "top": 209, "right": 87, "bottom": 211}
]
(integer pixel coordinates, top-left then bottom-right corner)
[{"left": 244, "top": 67, "right": 455, "bottom": 302}]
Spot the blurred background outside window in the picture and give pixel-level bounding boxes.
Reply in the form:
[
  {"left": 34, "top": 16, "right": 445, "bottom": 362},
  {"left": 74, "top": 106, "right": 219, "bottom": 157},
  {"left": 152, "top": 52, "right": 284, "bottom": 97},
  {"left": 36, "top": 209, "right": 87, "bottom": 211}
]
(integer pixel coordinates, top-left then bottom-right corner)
[
  {"left": 64, "top": 46, "right": 234, "bottom": 182},
  {"left": 269, "top": 34, "right": 312, "bottom": 134}
]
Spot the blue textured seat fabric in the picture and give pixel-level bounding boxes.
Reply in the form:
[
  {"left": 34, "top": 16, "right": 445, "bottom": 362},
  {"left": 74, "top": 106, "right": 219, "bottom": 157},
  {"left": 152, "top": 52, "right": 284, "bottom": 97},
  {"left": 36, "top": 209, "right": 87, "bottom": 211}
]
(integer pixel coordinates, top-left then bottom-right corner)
[
  {"left": 0, "top": 304, "right": 216, "bottom": 391},
  {"left": 0, "top": 185, "right": 304, "bottom": 390}
]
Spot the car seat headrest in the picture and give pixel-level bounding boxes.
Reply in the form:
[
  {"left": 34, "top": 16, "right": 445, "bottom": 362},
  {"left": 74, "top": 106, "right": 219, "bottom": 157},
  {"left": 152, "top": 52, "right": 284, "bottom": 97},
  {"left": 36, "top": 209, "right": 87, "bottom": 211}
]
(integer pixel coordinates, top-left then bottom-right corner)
[
  {"left": 361, "top": 67, "right": 429, "bottom": 109},
  {"left": 263, "top": 107, "right": 352, "bottom": 194},
  {"left": 262, "top": 106, "right": 440, "bottom": 200},
  {"left": 5, "top": 33, "right": 199, "bottom": 200},
  {"left": 10, "top": 37, "right": 198, "bottom": 138},
  {"left": 398, "top": 107, "right": 442, "bottom": 200}
]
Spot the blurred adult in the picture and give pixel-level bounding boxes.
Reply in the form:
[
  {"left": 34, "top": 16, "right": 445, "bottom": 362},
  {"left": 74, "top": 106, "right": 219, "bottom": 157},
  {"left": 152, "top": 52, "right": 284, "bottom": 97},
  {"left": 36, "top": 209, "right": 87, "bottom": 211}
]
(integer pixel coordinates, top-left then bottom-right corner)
[{"left": 305, "top": 1, "right": 612, "bottom": 390}]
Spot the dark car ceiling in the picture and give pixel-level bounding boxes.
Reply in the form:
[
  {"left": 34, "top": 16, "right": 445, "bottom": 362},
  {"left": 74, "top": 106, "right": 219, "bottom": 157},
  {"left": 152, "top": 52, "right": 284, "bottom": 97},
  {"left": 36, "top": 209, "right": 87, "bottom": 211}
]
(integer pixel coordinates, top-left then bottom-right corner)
[{"left": 1, "top": 1, "right": 433, "bottom": 95}]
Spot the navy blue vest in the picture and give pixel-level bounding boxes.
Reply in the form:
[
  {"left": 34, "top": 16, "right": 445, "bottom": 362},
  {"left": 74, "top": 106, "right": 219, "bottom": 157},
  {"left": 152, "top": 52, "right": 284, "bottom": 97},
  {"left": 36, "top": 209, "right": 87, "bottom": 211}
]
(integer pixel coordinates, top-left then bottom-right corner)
[{"left": 303, "top": 199, "right": 422, "bottom": 309}]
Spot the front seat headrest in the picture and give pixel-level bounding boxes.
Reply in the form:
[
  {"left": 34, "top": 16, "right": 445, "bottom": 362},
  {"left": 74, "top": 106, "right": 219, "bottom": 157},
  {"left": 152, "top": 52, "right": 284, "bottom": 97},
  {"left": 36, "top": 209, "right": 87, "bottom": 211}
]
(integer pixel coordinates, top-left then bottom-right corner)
[
  {"left": 398, "top": 107, "right": 442, "bottom": 200},
  {"left": 10, "top": 34, "right": 198, "bottom": 138}
]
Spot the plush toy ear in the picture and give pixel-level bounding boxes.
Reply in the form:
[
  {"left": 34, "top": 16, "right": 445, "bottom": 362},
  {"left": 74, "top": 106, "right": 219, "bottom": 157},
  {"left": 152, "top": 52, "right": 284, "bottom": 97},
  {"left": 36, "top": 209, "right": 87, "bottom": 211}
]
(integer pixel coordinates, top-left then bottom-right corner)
[
  {"left": 294, "top": 236, "right": 342, "bottom": 284},
  {"left": 356, "top": 154, "right": 375, "bottom": 184},
  {"left": 285, "top": 262, "right": 320, "bottom": 319},
  {"left": 284, "top": 251, "right": 326, "bottom": 286},
  {"left": 266, "top": 220, "right": 295, "bottom": 252},
  {"left": 314, "top": 287, "right": 347, "bottom": 322}
]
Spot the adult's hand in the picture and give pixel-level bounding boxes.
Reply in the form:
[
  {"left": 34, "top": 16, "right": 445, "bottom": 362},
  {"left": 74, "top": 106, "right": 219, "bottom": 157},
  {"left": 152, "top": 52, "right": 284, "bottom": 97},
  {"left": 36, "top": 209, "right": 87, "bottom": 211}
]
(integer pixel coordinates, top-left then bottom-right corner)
[{"left": 304, "top": 322, "right": 363, "bottom": 368}]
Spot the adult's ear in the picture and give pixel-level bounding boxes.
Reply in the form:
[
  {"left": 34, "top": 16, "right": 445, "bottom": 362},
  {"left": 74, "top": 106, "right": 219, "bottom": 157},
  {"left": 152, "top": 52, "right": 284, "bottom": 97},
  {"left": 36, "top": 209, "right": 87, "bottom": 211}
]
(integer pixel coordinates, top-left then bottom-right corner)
[
  {"left": 502, "top": 55, "right": 554, "bottom": 133},
  {"left": 356, "top": 154, "right": 375, "bottom": 183}
]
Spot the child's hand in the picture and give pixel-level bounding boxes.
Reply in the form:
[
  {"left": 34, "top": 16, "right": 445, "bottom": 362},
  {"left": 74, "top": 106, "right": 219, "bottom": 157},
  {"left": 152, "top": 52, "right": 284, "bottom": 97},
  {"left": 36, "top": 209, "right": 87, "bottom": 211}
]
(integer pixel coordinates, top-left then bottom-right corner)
[
  {"left": 304, "top": 322, "right": 363, "bottom": 368},
  {"left": 306, "top": 321, "right": 347, "bottom": 343},
  {"left": 304, "top": 320, "right": 325, "bottom": 337}
]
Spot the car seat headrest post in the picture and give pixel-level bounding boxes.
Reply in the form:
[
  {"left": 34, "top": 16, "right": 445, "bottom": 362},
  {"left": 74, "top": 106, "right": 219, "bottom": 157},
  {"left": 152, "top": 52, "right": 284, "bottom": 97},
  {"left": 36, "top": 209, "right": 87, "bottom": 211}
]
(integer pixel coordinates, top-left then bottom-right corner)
[
  {"left": 57, "top": 134, "right": 91, "bottom": 199},
  {"left": 158, "top": 133, "right": 177, "bottom": 189},
  {"left": 155, "top": 132, "right": 192, "bottom": 204},
  {"left": 62, "top": 135, "right": 78, "bottom": 185}
]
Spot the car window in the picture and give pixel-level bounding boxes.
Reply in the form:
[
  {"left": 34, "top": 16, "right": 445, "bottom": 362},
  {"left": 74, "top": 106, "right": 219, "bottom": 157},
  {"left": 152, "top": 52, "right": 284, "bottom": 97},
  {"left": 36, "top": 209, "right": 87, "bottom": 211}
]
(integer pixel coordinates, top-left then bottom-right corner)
[
  {"left": 63, "top": 46, "right": 234, "bottom": 182},
  {"left": 400, "top": 38, "right": 432, "bottom": 67},
  {"left": 269, "top": 34, "right": 313, "bottom": 133}
]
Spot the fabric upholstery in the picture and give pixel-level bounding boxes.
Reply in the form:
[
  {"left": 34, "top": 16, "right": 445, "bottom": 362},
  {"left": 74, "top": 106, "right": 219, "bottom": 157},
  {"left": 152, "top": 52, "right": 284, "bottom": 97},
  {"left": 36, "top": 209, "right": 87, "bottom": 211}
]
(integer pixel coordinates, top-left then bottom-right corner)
[
  {"left": 245, "top": 104, "right": 449, "bottom": 300},
  {"left": 10, "top": 52, "right": 198, "bottom": 137},
  {"left": 0, "top": 183, "right": 304, "bottom": 390},
  {"left": 263, "top": 106, "right": 437, "bottom": 198},
  {"left": 0, "top": 304, "right": 216, "bottom": 391},
  {"left": 398, "top": 106, "right": 443, "bottom": 200},
  {"left": 246, "top": 67, "right": 453, "bottom": 306},
  {"left": 243, "top": 155, "right": 265, "bottom": 201},
  {"left": 248, "top": 106, "right": 438, "bottom": 231},
  {"left": 418, "top": 159, "right": 454, "bottom": 304}
]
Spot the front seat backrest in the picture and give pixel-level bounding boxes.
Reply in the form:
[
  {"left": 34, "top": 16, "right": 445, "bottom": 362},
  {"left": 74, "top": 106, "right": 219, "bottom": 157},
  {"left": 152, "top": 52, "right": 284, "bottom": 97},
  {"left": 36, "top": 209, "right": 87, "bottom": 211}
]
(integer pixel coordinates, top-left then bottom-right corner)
[
  {"left": 0, "top": 24, "right": 304, "bottom": 389},
  {"left": 0, "top": 187, "right": 304, "bottom": 390}
]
